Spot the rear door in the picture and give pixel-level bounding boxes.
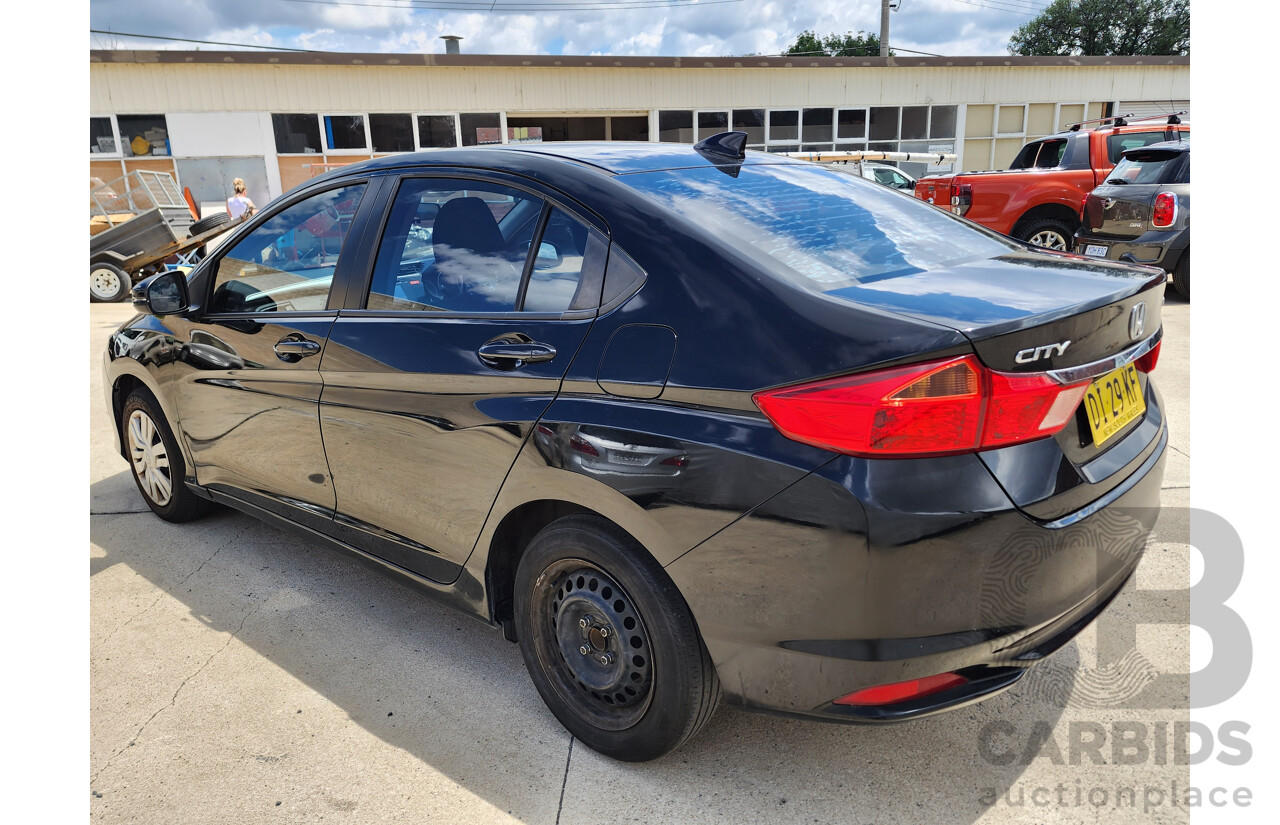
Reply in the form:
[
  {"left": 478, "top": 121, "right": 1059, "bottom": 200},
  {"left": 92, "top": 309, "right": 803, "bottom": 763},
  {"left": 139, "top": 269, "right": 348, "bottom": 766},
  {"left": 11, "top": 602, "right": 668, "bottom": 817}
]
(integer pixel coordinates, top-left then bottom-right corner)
[{"left": 318, "top": 173, "right": 609, "bottom": 582}]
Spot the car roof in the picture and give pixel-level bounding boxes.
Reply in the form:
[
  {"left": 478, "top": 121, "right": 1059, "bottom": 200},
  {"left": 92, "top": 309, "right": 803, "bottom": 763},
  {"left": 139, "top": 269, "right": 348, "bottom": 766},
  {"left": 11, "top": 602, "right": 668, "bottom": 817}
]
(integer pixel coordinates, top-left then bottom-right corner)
[{"left": 334, "top": 142, "right": 805, "bottom": 178}]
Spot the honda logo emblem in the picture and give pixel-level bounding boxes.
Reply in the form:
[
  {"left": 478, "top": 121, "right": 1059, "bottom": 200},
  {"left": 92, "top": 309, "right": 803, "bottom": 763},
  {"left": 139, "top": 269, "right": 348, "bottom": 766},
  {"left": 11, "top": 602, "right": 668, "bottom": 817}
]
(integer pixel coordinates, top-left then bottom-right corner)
[{"left": 1129, "top": 302, "right": 1146, "bottom": 341}]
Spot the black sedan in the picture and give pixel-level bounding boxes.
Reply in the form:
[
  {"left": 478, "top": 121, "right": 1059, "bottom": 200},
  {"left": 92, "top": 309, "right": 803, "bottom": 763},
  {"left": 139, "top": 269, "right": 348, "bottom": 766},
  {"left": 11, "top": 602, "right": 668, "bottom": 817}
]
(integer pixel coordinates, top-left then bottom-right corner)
[{"left": 103, "top": 134, "right": 1167, "bottom": 762}]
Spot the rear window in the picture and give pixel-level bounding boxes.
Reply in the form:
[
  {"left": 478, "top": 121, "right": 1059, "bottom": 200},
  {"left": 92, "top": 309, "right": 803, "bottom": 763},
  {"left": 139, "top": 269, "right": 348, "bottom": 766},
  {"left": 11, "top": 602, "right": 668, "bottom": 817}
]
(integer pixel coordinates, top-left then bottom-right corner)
[
  {"left": 1107, "top": 151, "right": 1188, "bottom": 185},
  {"left": 1106, "top": 131, "right": 1170, "bottom": 163},
  {"left": 620, "top": 162, "right": 1015, "bottom": 291}
]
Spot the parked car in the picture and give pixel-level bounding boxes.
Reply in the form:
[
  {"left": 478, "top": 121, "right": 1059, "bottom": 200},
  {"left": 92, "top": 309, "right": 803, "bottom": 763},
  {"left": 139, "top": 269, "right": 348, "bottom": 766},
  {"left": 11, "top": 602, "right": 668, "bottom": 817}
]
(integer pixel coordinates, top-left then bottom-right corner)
[
  {"left": 104, "top": 134, "right": 1167, "bottom": 762},
  {"left": 1074, "top": 140, "right": 1190, "bottom": 298},
  {"left": 914, "top": 115, "right": 1189, "bottom": 249}
]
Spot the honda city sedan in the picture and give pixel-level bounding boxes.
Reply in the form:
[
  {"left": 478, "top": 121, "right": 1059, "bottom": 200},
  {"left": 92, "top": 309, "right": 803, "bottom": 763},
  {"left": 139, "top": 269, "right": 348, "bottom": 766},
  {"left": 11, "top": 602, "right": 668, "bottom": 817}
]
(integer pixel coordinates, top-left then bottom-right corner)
[{"left": 103, "top": 134, "right": 1167, "bottom": 761}]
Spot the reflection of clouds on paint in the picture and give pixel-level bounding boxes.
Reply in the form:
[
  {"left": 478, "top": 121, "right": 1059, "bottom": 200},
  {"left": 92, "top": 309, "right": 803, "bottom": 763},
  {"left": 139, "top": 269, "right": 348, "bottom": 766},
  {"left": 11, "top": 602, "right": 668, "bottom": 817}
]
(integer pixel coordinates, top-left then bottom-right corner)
[{"left": 625, "top": 164, "right": 1011, "bottom": 291}]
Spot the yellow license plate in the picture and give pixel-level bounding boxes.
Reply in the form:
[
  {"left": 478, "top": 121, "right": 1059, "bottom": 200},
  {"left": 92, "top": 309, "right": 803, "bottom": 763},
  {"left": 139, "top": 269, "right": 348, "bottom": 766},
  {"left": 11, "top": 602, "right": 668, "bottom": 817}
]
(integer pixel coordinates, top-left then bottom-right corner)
[{"left": 1083, "top": 363, "right": 1146, "bottom": 447}]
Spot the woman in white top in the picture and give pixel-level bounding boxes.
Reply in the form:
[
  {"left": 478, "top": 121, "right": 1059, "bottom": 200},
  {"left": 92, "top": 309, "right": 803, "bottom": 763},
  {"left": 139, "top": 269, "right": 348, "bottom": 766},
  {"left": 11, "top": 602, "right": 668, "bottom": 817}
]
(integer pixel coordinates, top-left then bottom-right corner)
[{"left": 226, "top": 178, "right": 257, "bottom": 219}]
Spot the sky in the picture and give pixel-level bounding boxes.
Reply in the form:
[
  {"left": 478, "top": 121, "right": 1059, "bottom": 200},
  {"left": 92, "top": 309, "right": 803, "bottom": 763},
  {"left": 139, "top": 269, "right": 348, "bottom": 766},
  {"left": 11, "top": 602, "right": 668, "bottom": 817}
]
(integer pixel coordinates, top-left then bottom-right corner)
[{"left": 87, "top": 0, "right": 1049, "bottom": 57}]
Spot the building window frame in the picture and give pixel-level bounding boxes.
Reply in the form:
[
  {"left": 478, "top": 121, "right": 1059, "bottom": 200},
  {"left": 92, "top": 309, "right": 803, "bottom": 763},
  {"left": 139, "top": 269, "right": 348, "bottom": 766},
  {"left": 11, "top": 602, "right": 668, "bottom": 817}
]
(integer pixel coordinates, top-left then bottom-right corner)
[
  {"left": 90, "top": 115, "right": 125, "bottom": 159},
  {"left": 320, "top": 112, "right": 371, "bottom": 155},
  {"left": 413, "top": 112, "right": 463, "bottom": 150}
]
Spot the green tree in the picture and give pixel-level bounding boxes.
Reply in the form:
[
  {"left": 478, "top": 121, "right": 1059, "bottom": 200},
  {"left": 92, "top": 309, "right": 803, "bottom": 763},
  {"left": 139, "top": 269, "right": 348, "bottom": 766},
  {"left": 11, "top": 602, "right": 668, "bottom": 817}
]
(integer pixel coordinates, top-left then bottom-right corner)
[
  {"left": 785, "top": 29, "right": 888, "bottom": 58},
  {"left": 1009, "top": 0, "right": 1189, "bottom": 56}
]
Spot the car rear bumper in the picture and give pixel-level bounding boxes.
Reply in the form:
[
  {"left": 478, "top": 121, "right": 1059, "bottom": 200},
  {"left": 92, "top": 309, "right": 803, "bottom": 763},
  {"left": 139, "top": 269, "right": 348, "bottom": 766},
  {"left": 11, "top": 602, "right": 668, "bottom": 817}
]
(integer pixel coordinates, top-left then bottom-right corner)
[
  {"left": 665, "top": 418, "right": 1166, "bottom": 723},
  {"left": 1072, "top": 228, "right": 1188, "bottom": 272}
]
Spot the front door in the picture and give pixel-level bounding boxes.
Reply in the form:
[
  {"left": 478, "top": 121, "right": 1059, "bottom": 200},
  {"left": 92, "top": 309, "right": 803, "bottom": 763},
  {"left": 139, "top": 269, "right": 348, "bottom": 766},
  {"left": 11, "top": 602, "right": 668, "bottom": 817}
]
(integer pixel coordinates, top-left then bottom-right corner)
[
  {"left": 169, "top": 181, "right": 371, "bottom": 529},
  {"left": 318, "top": 175, "right": 607, "bottom": 581}
]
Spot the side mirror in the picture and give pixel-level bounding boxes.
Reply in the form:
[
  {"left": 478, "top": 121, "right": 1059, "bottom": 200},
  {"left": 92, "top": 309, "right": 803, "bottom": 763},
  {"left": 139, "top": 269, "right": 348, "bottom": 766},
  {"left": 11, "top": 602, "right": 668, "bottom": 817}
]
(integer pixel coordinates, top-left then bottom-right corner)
[
  {"left": 534, "top": 241, "right": 562, "bottom": 269},
  {"left": 132, "top": 270, "right": 190, "bottom": 316}
]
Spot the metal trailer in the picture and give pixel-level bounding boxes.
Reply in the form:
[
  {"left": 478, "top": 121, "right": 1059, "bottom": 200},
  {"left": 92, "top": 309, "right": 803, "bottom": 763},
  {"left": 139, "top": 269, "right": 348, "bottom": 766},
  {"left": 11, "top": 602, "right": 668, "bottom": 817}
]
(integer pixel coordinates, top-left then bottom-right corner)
[{"left": 89, "top": 170, "right": 242, "bottom": 303}]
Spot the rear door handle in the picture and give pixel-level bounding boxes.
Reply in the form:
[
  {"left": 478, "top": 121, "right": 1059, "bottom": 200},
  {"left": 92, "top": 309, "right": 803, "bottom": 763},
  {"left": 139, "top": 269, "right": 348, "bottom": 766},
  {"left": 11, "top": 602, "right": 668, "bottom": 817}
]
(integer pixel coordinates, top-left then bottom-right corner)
[
  {"left": 274, "top": 336, "right": 321, "bottom": 362},
  {"left": 477, "top": 339, "right": 557, "bottom": 370}
]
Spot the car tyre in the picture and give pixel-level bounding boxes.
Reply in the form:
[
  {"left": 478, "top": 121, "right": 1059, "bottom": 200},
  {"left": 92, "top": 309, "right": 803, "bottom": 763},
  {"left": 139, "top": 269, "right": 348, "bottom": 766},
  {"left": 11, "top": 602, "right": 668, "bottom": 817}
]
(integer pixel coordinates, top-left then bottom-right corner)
[
  {"left": 513, "top": 515, "right": 721, "bottom": 762},
  {"left": 1015, "top": 218, "right": 1074, "bottom": 251},
  {"left": 121, "top": 388, "right": 217, "bottom": 522},
  {"left": 90, "top": 262, "right": 131, "bottom": 303},
  {"left": 1171, "top": 250, "right": 1190, "bottom": 299},
  {"left": 188, "top": 212, "right": 232, "bottom": 237}
]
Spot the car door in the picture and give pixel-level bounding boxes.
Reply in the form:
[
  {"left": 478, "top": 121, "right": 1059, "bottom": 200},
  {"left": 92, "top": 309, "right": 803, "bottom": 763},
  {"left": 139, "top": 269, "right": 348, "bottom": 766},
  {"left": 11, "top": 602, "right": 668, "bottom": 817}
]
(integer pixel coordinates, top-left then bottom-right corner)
[
  {"left": 167, "top": 179, "right": 376, "bottom": 530},
  {"left": 317, "top": 174, "right": 608, "bottom": 582}
]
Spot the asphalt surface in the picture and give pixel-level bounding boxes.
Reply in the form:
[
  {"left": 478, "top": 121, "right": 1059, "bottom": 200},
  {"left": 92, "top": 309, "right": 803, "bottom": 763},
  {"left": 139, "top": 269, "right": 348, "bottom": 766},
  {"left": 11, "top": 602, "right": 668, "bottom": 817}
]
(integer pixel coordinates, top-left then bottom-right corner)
[{"left": 90, "top": 289, "right": 1191, "bottom": 824}]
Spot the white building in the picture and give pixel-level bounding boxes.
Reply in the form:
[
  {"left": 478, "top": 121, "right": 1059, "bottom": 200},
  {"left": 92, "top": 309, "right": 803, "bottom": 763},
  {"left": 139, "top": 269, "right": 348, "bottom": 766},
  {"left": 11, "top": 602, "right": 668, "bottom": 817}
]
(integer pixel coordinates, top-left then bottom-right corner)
[{"left": 90, "top": 50, "right": 1190, "bottom": 208}]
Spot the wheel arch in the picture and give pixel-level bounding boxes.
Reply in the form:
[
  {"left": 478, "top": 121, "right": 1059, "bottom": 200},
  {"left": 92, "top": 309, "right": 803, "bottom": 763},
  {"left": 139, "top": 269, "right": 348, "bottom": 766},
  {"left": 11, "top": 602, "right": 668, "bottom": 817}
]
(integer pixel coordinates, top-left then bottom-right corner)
[
  {"left": 1013, "top": 202, "right": 1081, "bottom": 235},
  {"left": 108, "top": 360, "right": 196, "bottom": 475}
]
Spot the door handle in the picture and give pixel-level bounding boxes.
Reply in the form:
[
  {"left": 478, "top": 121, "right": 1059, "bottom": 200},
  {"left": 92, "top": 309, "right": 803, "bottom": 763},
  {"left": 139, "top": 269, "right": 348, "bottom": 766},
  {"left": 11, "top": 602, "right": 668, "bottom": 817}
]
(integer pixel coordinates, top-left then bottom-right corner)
[
  {"left": 477, "top": 339, "right": 557, "bottom": 370},
  {"left": 274, "top": 335, "right": 321, "bottom": 362}
]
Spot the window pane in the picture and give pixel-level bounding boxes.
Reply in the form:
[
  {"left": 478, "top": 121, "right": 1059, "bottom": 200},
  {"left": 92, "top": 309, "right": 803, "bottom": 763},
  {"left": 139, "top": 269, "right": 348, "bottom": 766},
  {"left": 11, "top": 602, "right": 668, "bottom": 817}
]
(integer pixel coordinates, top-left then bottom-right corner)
[
  {"left": 369, "top": 114, "right": 413, "bottom": 153},
  {"left": 901, "top": 106, "right": 928, "bottom": 140},
  {"left": 366, "top": 179, "right": 544, "bottom": 313},
  {"left": 732, "top": 109, "right": 766, "bottom": 144},
  {"left": 801, "top": 108, "right": 833, "bottom": 143},
  {"left": 769, "top": 110, "right": 799, "bottom": 142},
  {"left": 658, "top": 110, "right": 693, "bottom": 143},
  {"left": 837, "top": 109, "right": 867, "bottom": 140},
  {"left": 869, "top": 107, "right": 898, "bottom": 141},
  {"left": 611, "top": 116, "right": 650, "bottom": 141},
  {"left": 524, "top": 208, "right": 606, "bottom": 313},
  {"left": 212, "top": 184, "right": 366, "bottom": 314},
  {"left": 417, "top": 115, "right": 458, "bottom": 148},
  {"left": 117, "top": 114, "right": 169, "bottom": 157},
  {"left": 697, "top": 111, "right": 728, "bottom": 134},
  {"left": 460, "top": 113, "right": 502, "bottom": 146},
  {"left": 325, "top": 115, "right": 367, "bottom": 150},
  {"left": 272, "top": 114, "right": 322, "bottom": 154},
  {"left": 929, "top": 106, "right": 957, "bottom": 139},
  {"left": 766, "top": 144, "right": 799, "bottom": 154},
  {"left": 90, "top": 117, "right": 116, "bottom": 154}
]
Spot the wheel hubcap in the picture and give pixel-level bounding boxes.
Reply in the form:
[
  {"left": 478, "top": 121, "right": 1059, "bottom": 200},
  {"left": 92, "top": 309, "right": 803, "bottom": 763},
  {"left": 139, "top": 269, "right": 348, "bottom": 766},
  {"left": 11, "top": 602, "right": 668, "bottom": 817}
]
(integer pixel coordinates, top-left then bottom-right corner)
[
  {"left": 537, "top": 561, "right": 653, "bottom": 730},
  {"left": 127, "top": 410, "right": 172, "bottom": 506},
  {"left": 1028, "top": 230, "right": 1067, "bottom": 250},
  {"left": 91, "top": 268, "right": 122, "bottom": 299}
]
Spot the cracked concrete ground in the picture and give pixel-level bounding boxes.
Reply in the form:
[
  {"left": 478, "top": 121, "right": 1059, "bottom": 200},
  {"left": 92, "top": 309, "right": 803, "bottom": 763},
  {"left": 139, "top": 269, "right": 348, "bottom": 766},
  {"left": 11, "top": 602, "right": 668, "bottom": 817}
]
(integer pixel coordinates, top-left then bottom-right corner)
[{"left": 90, "top": 291, "right": 1191, "bottom": 824}]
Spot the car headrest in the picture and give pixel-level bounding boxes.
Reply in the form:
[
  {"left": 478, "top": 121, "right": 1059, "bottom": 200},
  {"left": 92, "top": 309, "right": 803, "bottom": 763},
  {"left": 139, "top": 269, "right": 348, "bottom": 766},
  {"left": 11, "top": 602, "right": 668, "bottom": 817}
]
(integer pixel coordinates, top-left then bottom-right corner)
[{"left": 432, "top": 197, "right": 505, "bottom": 257}]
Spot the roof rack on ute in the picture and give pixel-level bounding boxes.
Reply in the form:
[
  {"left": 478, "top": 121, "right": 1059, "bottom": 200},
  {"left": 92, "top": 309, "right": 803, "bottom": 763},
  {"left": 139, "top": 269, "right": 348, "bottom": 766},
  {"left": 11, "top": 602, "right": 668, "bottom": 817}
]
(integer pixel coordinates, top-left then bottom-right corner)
[{"left": 1067, "top": 111, "right": 1187, "bottom": 131}]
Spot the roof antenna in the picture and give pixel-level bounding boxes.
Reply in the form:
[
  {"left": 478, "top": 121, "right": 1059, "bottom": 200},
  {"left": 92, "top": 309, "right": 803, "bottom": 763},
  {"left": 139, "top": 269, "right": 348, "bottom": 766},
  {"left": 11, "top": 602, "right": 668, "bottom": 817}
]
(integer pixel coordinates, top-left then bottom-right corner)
[{"left": 694, "top": 131, "right": 748, "bottom": 176}]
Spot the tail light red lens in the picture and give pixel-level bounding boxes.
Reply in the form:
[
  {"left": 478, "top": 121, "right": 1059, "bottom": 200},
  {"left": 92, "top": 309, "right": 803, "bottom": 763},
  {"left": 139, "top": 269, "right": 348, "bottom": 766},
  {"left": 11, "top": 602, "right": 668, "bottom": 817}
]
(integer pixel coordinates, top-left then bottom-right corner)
[
  {"left": 1152, "top": 192, "right": 1177, "bottom": 228},
  {"left": 950, "top": 183, "right": 973, "bottom": 217},
  {"left": 834, "top": 672, "right": 968, "bottom": 707},
  {"left": 754, "top": 354, "right": 1096, "bottom": 458},
  {"left": 1136, "top": 340, "right": 1161, "bottom": 373}
]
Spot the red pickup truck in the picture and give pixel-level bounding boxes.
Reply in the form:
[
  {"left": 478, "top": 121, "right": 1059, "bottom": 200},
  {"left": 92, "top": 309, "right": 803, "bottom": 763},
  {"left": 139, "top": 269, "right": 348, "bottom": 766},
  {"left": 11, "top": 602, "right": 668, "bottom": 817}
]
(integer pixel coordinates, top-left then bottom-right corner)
[{"left": 913, "top": 116, "right": 1190, "bottom": 250}]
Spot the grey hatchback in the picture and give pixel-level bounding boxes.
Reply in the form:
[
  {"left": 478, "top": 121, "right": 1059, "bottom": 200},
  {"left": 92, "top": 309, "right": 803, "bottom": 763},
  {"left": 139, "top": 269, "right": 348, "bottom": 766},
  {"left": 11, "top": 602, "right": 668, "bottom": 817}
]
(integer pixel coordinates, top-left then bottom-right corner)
[{"left": 1074, "top": 139, "right": 1190, "bottom": 298}]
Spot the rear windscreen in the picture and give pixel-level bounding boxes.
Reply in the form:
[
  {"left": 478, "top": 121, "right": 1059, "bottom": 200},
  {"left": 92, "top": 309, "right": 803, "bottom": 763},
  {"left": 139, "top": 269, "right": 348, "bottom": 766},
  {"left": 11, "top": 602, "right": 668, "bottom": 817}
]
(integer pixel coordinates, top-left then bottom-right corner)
[
  {"left": 620, "top": 163, "right": 1015, "bottom": 292},
  {"left": 1107, "top": 152, "right": 1186, "bottom": 185}
]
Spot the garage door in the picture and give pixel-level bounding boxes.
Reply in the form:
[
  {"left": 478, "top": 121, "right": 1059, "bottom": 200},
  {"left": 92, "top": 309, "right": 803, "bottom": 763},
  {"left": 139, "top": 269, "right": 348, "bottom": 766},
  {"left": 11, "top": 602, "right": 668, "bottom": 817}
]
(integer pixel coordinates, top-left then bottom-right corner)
[{"left": 175, "top": 157, "right": 271, "bottom": 212}]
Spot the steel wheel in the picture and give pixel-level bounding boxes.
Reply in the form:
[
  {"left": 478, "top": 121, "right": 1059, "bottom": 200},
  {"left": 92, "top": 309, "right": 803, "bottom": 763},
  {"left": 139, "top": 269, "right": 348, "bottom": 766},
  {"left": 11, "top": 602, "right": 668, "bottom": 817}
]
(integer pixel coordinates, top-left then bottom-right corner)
[
  {"left": 533, "top": 559, "right": 654, "bottom": 731},
  {"left": 127, "top": 409, "right": 173, "bottom": 507},
  {"left": 90, "top": 262, "right": 130, "bottom": 303},
  {"left": 1027, "top": 229, "right": 1068, "bottom": 250}
]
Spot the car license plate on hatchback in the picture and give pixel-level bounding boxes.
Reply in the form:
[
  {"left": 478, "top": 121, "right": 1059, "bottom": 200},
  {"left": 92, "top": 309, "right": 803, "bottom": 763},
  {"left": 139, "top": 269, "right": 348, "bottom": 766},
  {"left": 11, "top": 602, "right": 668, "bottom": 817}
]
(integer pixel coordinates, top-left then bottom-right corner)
[
  {"left": 1084, "top": 244, "right": 1108, "bottom": 257},
  {"left": 1084, "top": 363, "right": 1145, "bottom": 447}
]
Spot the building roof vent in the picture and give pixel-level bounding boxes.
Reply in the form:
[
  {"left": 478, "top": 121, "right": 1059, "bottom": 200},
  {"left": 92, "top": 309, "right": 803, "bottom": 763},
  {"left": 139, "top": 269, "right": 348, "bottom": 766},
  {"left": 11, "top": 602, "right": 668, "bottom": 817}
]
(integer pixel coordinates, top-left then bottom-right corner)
[{"left": 440, "top": 36, "right": 462, "bottom": 55}]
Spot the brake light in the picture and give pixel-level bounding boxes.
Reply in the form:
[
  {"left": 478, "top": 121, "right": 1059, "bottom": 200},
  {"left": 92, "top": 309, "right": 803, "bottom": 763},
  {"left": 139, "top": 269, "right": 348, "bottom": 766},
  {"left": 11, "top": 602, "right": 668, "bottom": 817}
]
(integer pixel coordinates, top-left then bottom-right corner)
[
  {"left": 753, "top": 355, "right": 1093, "bottom": 458},
  {"left": 950, "top": 183, "right": 973, "bottom": 217},
  {"left": 568, "top": 433, "right": 599, "bottom": 457},
  {"left": 1152, "top": 192, "right": 1177, "bottom": 228},
  {"left": 834, "top": 672, "right": 968, "bottom": 706},
  {"left": 1136, "top": 340, "right": 1161, "bottom": 373}
]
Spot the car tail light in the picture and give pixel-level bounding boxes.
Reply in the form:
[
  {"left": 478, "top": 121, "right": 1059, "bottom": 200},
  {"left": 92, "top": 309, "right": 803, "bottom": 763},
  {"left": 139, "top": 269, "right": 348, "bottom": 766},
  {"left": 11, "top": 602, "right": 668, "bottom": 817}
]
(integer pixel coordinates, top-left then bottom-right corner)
[
  {"left": 1136, "top": 340, "right": 1161, "bottom": 373},
  {"left": 950, "top": 183, "right": 972, "bottom": 217},
  {"left": 568, "top": 433, "right": 599, "bottom": 457},
  {"left": 753, "top": 355, "right": 1094, "bottom": 458},
  {"left": 1152, "top": 192, "right": 1177, "bottom": 228},
  {"left": 833, "top": 672, "right": 968, "bottom": 706}
]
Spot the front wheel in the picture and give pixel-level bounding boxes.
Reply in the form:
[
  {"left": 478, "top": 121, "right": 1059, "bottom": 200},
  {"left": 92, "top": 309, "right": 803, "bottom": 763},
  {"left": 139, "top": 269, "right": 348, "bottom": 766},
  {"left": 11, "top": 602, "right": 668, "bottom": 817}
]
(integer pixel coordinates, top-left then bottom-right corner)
[
  {"left": 513, "top": 516, "right": 721, "bottom": 761},
  {"left": 121, "top": 389, "right": 217, "bottom": 522},
  {"left": 90, "top": 262, "right": 131, "bottom": 303},
  {"left": 1014, "top": 218, "right": 1074, "bottom": 252}
]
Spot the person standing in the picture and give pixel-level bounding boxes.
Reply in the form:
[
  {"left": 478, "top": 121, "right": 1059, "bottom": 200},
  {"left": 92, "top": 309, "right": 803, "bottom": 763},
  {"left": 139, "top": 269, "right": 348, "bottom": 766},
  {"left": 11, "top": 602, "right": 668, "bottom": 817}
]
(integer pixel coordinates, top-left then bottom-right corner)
[{"left": 226, "top": 178, "right": 257, "bottom": 219}]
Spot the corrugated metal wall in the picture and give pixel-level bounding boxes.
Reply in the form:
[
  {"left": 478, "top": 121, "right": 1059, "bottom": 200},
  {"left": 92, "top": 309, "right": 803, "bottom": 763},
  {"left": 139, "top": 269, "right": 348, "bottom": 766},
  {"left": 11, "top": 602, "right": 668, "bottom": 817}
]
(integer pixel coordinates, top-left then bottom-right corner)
[{"left": 90, "top": 62, "right": 1191, "bottom": 115}]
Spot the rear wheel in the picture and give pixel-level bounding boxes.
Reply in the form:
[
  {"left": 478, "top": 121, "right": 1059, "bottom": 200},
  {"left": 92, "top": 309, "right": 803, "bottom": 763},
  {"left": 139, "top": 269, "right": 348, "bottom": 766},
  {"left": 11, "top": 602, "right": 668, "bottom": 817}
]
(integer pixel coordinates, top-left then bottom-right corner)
[
  {"left": 1171, "top": 250, "right": 1190, "bottom": 299},
  {"left": 90, "top": 262, "right": 130, "bottom": 303},
  {"left": 121, "top": 388, "right": 217, "bottom": 522},
  {"left": 513, "top": 515, "right": 720, "bottom": 761},
  {"left": 1015, "top": 218, "right": 1073, "bottom": 251}
]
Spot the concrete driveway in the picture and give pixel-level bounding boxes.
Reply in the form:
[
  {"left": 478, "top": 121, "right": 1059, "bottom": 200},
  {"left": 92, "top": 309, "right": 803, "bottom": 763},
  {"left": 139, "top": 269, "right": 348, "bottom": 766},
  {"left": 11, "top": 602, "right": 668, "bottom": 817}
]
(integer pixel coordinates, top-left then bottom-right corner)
[{"left": 90, "top": 292, "right": 1191, "bottom": 824}]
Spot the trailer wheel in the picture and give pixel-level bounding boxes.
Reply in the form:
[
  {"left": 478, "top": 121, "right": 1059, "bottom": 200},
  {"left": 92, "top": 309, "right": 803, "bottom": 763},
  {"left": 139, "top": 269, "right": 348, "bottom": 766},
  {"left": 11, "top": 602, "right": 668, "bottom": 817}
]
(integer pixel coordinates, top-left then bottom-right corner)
[{"left": 90, "top": 262, "right": 131, "bottom": 303}]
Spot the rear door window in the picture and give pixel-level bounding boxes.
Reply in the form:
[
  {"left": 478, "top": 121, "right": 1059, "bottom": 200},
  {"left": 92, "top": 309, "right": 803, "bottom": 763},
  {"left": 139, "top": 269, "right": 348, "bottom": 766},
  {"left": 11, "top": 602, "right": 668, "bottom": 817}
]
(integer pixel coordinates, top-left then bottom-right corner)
[{"left": 210, "top": 183, "right": 365, "bottom": 313}]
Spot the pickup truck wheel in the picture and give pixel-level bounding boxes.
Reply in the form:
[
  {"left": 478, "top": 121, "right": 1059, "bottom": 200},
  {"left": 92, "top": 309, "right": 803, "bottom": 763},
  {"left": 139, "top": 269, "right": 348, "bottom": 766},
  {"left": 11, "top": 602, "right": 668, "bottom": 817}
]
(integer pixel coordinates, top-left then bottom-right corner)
[
  {"left": 90, "top": 262, "right": 131, "bottom": 303},
  {"left": 1171, "top": 251, "right": 1190, "bottom": 299},
  {"left": 1015, "top": 219, "right": 1072, "bottom": 252}
]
